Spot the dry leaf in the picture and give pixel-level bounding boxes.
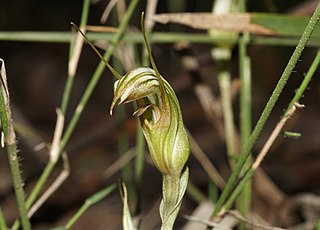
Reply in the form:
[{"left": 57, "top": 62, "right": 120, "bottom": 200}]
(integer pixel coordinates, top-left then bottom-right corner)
[{"left": 152, "top": 13, "right": 274, "bottom": 35}]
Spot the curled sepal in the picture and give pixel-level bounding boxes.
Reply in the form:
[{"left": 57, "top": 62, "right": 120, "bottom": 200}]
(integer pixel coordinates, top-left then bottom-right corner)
[
  {"left": 160, "top": 167, "right": 189, "bottom": 230},
  {"left": 110, "top": 66, "right": 190, "bottom": 176}
]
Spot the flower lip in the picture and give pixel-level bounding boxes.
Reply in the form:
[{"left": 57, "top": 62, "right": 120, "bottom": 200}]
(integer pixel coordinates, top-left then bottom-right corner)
[{"left": 109, "top": 67, "right": 160, "bottom": 116}]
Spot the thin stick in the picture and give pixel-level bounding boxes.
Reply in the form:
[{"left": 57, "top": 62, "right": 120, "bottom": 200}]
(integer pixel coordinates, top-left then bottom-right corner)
[
  {"left": 100, "top": 0, "right": 118, "bottom": 23},
  {"left": 49, "top": 108, "right": 65, "bottom": 163},
  {"left": 252, "top": 106, "right": 296, "bottom": 169}
]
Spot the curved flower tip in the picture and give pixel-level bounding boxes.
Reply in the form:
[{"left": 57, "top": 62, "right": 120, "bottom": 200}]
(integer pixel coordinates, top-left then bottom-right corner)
[
  {"left": 110, "top": 66, "right": 190, "bottom": 176},
  {"left": 110, "top": 67, "right": 160, "bottom": 116}
]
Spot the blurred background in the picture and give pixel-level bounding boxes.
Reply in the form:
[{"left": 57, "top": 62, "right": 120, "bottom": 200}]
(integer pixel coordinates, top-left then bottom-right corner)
[{"left": 0, "top": 0, "right": 320, "bottom": 229}]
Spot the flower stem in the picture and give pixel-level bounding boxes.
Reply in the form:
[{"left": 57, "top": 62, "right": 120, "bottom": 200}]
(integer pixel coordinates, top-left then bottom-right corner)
[
  {"left": 238, "top": 32, "right": 252, "bottom": 224},
  {"left": 160, "top": 168, "right": 189, "bottom": 230}
]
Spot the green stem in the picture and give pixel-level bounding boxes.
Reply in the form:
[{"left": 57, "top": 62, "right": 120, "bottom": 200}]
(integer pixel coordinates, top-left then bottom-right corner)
[
  {"left": 212, "top": 2, "right": 320, "bottom": 217},
  {"left": 2, "top": 32, "right": 320, "bottom": 47},
  {"left": 210, "top": 0, "right": 237, "bottom": 206},
  {"left": 11, "top": 162, "right": 55, "bottom": 230},
  {"left": 7, "top": 144, "right": 31, "bottom": 230},
  {"left": 218, "top": 69, "right": 237, "bottom": 166},
  {"left": 0, "top": 207, "right": 7, "bottom": 230},
  {"left": 223, "top": 169, "right": 255, "bottom": 211},
  {"left": 161, "top": 174, "right": 181, "bottom": 230},
  {"left": 239, "top": 36, "right": 252, "bottom": 165},
  {"left": 238, "top": 32, "right": 252, "bottom": 222},
  {"left": 237, "top": 0, "right": 247, "bottom": 12},
  {"left": 0, "top": 62, "right": 31, "bottom": 229},
  {"left": 160, "top": 168, "right": 189, "bottom": 230}
]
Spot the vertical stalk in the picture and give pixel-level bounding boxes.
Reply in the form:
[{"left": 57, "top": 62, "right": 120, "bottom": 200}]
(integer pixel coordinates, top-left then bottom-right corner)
[
  {"left": 211, "top": 0, "right": 238, "bottom": 166},
  {"left": 160, "top": 168, "right": 189, "bottom": 230},
  {"left": 0, "top": 207, "right": 7, "bottom": 230},
  {"left": 218, "top": 69, "right": 237, "bottom": 166},
  {"left": 0, "top": 59, "right": 31, "bottom": 230},
  {"left": 161, "top": 174, "right": 180, "bottom": 230},
  {"left": 238, "top": 31, "right": 252, "bottom": 227},
  {"left": 212, "top": 2, "right": 320, "bottom": 217},
  {"left": 209, "top": 0, "right": 237, "bottom": 201},
  {"left": 238, "top": 1, "right": 251, "bottom": 223}
]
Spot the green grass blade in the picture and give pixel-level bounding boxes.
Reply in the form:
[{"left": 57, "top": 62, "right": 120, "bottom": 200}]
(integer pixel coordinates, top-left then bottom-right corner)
[
  {"left": 252, "top": 13, "right": 320, "bottom": 38},
  {"left": 238, "top": 32, "right": 252, "bottom": 223}
]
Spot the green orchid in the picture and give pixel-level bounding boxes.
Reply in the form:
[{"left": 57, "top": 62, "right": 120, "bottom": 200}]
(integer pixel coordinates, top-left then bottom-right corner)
[
  {"left": 110, "top": 67, "right": 189, "bottom": 176},
  {"left": 110, "top": 64, "right": 190, "bottom": 230},
  {"left": 109, "top": 15, "right": 190, "bottom": 229},
  {"left": 72, "top": 12, "right": 190, "bottom": 229}
]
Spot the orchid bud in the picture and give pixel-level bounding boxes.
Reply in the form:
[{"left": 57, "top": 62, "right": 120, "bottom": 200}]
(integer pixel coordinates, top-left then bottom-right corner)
[{"left": 110, "top": 67, "right": 190, "bottom": 176}]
